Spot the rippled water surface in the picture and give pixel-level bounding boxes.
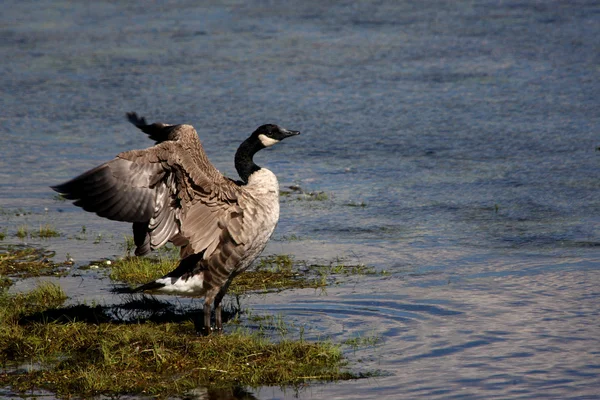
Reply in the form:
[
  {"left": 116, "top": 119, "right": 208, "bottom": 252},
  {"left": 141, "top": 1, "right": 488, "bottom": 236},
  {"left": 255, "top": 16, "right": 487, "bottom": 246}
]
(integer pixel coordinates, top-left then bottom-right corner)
[{"left": 1, "top": 1, "right": 599, "bottom": 399}]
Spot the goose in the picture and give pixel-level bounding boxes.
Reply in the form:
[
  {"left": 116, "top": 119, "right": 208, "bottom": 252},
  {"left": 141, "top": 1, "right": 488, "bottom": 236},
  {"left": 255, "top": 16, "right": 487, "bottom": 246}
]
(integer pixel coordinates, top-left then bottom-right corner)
[{"left": 52, "top": 113, "right": 300, "bottom": 334}]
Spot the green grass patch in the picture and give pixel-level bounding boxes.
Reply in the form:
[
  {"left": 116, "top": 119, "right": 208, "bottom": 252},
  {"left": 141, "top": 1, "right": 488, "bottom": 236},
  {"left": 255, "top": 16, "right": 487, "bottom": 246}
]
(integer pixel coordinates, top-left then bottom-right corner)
[
  {"left": 107, "top": 256, "right": 177, "bottom": 286},
  {"left": 0, "top": 276, "right": 12, "bottom": 289},
  {"left": 0, "top": 281, "right": 67, "bottom": 323},
  {"left": 0, "top": 284, "right": 365, "bottom": 399},
  {"left": 104, "top": 249, "right": 388, "bottom": 295}
]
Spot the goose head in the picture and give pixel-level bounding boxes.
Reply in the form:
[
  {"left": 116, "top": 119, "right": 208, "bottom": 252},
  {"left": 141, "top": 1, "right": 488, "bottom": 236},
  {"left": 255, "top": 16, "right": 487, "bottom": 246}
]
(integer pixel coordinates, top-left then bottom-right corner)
[{"left": 254, "top": 124, "right": 300, "bottom": 148}]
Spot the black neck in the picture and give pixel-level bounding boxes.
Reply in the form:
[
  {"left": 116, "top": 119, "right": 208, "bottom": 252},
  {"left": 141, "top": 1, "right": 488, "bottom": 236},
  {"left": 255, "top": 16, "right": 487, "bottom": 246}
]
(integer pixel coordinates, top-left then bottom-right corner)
[{"left": 235, "top": 136, "right": 263, "bottom": 183}]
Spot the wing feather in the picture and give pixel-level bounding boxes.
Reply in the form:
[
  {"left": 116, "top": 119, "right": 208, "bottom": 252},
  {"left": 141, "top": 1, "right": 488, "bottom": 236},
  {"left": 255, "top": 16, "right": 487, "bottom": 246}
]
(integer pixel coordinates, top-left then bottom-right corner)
[{"left": 52, "top": 116, "right": 250, "bottom": 258}]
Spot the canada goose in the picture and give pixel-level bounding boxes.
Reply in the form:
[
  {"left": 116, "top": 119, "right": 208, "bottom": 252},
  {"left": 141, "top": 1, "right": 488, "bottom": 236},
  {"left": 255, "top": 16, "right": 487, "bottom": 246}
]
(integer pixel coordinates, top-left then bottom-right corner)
[{"left": 52, "top": 113, "right": 300, "bottom": 334}]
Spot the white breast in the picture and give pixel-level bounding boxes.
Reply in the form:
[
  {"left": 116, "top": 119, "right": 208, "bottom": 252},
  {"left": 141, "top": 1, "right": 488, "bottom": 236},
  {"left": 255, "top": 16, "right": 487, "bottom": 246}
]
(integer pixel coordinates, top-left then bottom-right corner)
[
  {"left": 240, "top": 168, "right": 280, "bottom": 270},
  {"left": 245, "top": 168, "right": 280, "bottom": 228}
]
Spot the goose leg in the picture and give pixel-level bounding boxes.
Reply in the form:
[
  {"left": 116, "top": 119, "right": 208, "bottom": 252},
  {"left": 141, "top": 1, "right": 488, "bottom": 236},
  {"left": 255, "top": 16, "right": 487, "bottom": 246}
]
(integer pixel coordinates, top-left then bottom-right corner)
[
  {"left": 201, "top": 301, "right": 212, "bottom": 336},
  {"left": 215, "top": 303, "right": 223, "bottom": 333},
  {"left": 213, "top": 279, "right": 233, "bottom": 333}
]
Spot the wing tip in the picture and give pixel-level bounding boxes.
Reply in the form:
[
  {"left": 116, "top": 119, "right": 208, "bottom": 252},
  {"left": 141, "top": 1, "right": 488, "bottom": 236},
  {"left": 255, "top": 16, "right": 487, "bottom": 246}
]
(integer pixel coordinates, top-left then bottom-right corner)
[
  {"left": 126, "top": 111, "right": 147, "bottom": 128},
  {"left": 50, "top": 182, "right": 74, "bottom": 197}
]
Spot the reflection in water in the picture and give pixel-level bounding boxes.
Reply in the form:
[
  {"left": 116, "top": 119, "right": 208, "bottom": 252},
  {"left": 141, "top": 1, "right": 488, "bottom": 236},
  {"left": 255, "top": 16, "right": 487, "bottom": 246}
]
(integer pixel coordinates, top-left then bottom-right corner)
[{"left": 185, "top": 386, "right": 258, "bottom": 400}]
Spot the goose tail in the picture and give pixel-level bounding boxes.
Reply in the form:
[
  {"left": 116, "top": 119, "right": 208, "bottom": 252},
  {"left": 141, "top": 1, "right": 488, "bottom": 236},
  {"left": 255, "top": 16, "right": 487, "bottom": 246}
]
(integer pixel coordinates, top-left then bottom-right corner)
[{"left": 132, "top": 280, "right": 166, "bottom": 293}]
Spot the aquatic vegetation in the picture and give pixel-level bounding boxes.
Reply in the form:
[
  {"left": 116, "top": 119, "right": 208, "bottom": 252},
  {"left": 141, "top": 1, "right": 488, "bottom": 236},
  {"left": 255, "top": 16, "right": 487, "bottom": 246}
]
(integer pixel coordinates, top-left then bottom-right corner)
[
  {"left": 104, "top": 251, "right": 388, "bottom": 295},
  {"left": 229, "top": 254, "right": 325, "bottom": 295},
  {"left": 0, "top": 208, "right": 33, "bottom": 217},
  {"left": 344, "top": 201, "right": 367, "bottom": 208},
  {"left": 15, "top": 226, "right": 27, "bottom": 239},
  {"left": 93, "top": 233, "right": 103, "bottom": 244},
  {"left": 122, "top": 235, "right": 137, "bottom": 256},
  {"left": 316, "top": 262, "right": 383, "bottom": 276},
  {"left": 52, "top": 193, "right": 66, "bottom": 202},
  {"left": 302, "top": 191, "right": 329, "bottom": 201},
  {"left": 343, "top": 334, "right": 383, "bottom": 350},
  {"left": 32, "top": 224, "right": 60, "bottom": 238},
  {"left": 279, "top": 185, "right": 330, "bottom": 201},
  {"left": 13, "top": 224, "right": 60, "bottom": 239},
  {"left": 279, "top": 185, "right": 303, "bottom": 197},
  {"left": 0, "top": 284, "right": 366, "bottom": 399},
  {"left": 0, "top": 245, "right": 70, "bottom": 286},
  {"left": 280, "top": 233, "right": 301, "bottom": 241}
]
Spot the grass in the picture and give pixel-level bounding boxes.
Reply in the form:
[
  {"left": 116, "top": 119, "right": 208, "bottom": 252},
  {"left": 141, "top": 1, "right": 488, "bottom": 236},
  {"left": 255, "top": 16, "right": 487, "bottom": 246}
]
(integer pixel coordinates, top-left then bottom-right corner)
[
  {"left": 0, "top": 245, "right": 70, "bottom": 287},
  {"left": 0, "top": 276, "right": 11, "bottom": 289},
  {"left": 102, "top": 238, "right": 389, "bottom": 291},
  {"left": 108, "top": 256, "right": 177, "bottom": 285},
  {"left": 0, "top": 283, "right": 367, "bottom": 399},
  {"left": 104, "top": 249, "right": 388, "bottom": 296},
  {"left": 33, "top": 224, "right": 60, "bottom": 238},
  {"left": 0, "top": 241, "right": 385, "bottom": 398},
  {"left": 16, "top": 226, "right": 27, "bottom": 239},
  {"left": 15, "top": 224, "right": 60, "bottom": 239},
  {"left": 104, "top": 253, "right": 327, "bottom": 294}
]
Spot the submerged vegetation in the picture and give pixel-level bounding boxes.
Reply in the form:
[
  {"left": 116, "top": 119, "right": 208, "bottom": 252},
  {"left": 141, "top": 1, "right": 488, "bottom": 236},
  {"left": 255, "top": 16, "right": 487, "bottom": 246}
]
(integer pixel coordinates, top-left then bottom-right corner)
[
  {"left": 0, "top": 245, "right": 70, "bottom": 287},
  {"left": 345, "top": 201, "right": 367, "bottom": 208},
  {"left": 230, "top": 254, "right": 326, "bottom": 295},
  {"left": 0, "top": 283, "right": 367, "bottom": 398},
  {"left": 280, "top": 185, "right": 330, "bottom": 201}
]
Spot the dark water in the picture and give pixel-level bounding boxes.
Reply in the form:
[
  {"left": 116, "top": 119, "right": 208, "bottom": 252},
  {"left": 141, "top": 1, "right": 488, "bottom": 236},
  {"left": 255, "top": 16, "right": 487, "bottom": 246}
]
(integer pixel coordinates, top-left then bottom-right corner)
[{"left": 2, "top": 1, "right": 600, "bottom": 399}]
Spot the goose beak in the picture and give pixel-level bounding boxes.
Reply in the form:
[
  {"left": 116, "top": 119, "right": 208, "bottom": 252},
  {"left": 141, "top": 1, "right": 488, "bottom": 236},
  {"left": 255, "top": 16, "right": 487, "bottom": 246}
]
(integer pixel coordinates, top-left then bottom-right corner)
[{"left": 281, "top": 128, "right": 300, "bottom": 139}]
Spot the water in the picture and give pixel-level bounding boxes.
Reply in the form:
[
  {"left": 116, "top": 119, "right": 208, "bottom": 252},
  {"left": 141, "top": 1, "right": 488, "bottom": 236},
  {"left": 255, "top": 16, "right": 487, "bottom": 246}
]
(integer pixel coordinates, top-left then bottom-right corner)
[{"left": 1, "top": 1, "right": 599, "bottom": 398}]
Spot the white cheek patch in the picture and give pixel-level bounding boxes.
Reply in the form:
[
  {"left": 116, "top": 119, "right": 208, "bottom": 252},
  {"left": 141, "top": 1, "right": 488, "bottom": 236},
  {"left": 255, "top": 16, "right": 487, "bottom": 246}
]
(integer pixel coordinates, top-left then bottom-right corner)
[{"left": 258, "top": 134, "right": 279, "bottom": 147}]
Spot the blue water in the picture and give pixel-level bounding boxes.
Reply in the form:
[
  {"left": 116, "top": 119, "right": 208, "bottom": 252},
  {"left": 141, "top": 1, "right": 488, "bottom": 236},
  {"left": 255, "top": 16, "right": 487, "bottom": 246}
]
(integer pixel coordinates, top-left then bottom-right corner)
[{"left": 1, "top": 1, "right": 599, "bottom": 399}]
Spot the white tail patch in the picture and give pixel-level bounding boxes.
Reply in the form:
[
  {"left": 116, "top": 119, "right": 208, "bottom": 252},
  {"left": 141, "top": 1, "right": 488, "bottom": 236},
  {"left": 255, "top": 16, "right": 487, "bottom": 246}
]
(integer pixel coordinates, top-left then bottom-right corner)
[
  {"left": 155, "top": 274, "right": 206, "bottom": 295},
  {"left": 258, "top": 134, "right": 279, "bottom": 147}
]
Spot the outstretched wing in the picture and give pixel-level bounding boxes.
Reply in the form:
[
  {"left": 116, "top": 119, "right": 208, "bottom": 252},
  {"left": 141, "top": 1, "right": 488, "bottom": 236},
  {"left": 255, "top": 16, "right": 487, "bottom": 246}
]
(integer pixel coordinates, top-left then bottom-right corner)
[
  {"left": 127, "top": 112, "right": 179, "bottom": 144},
  {"left": 52, "top": 116, "right": 249, "bottom": 260}
]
